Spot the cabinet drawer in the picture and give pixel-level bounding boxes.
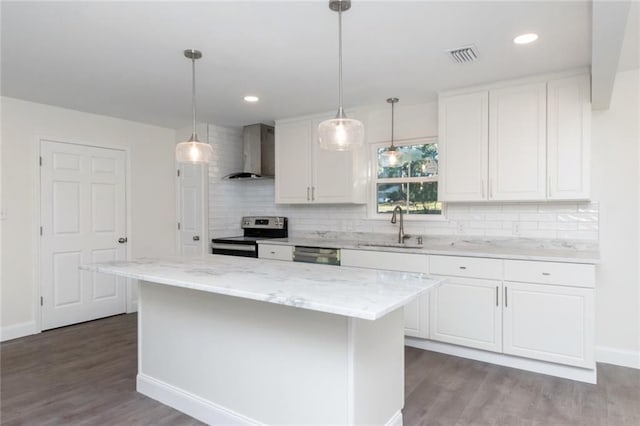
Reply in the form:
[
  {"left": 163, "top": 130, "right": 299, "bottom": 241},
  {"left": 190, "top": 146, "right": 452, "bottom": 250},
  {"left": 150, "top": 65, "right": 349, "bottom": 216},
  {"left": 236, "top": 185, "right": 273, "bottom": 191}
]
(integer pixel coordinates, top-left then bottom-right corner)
[
  {"left": 258, "top": 244, "right": 292, "bottom": 261},
  {"left": 504, "top": 260, "right": 595, "bottom": 288},
  {"left": 341, "top": 249, "right": 428, "bottom": 273},
  {"left": 430, "top": 255, "right": 502, "bottom": 279}
]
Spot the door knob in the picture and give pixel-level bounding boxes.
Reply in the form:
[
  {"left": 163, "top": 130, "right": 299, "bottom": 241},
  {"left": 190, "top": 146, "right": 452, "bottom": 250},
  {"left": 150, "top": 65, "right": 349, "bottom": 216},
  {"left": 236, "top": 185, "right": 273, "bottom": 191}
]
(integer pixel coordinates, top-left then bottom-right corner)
[
  {"left": 193, "top": 236, "right": 200, "bottom": 241},
  {"left": 118, "top": 237, "right": 128, "bottom": 244}
]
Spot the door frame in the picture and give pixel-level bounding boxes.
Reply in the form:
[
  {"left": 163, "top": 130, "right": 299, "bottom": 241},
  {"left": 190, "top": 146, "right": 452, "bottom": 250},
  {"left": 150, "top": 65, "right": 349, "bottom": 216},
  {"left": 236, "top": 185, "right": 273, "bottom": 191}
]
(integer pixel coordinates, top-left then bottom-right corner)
[{"left": 35, "top": 137, "right": 134, "bottom": 333}]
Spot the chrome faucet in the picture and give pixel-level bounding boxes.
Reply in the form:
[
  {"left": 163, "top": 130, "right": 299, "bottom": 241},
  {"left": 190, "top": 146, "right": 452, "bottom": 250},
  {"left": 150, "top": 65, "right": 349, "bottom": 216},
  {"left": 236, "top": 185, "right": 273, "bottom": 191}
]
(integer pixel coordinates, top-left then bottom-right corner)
[{"left": 390, "top": 205, "right": 408, "bottom": 244}]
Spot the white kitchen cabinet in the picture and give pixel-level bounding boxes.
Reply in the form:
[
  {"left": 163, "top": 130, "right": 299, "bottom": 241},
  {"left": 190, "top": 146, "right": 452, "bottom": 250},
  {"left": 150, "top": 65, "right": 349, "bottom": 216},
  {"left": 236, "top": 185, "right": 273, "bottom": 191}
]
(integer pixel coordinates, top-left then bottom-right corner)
[
  {"left": 502, "top": 259, "right": 595, "bottom": 368},
  {"left": 438, "top": 91, "right": 489, "bottom": 201},
  {"left": 429, "top": 255, "right": 502, "bottom": 352},
  {"left": 489, "top": 82, "right": 547, "bottom": 200},
  {"left": 547, "top": 74, "right": 591, "bottom": 200},
  {"left": 258, "top": 243, "right": 293, "bottom": 261},
  {"left": 502, "top": 281, "right": 594, "bottom": 368},
  {"left": 275, "top": 115, "right": 367, "bottom": 204},
  {"left": 341, "top": 249, "right": 430, "bottom": 338},
  {"left": 274, "top": 120, "right": 312, "bottom": 203},
  {"left": 438, "top": 72, "right": 591, "bottom": 202}
]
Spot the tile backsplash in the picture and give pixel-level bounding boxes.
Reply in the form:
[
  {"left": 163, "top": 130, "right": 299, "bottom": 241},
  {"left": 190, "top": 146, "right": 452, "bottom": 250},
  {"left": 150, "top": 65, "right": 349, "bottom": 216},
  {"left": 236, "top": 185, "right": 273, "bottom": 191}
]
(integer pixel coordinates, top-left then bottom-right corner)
[{"left": 207, "top": 124, "right": 599, "bottom": 242}]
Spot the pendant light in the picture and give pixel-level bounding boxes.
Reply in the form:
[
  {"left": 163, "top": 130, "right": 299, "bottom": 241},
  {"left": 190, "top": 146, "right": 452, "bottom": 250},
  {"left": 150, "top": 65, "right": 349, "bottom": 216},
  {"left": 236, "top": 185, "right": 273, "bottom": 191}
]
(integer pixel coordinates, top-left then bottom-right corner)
[
  {"left": 318, "top": 0, "right": 364, "bottom": 151},
  {"left": 379, "top": 97, "right": 404, "bottom": 167},
  {"left": 176, "top": 49, "right": 213, "bottom": 164}
]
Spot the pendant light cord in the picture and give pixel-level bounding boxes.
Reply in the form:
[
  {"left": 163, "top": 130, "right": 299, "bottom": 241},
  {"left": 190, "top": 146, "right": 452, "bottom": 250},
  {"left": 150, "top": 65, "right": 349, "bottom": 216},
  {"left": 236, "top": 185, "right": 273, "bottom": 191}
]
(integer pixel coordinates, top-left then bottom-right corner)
[
  {"left": 337, "top": 5, "right": 345, "bottom": 118},
  {"left": 191, "top": 56, "right": 197, "bottom": 140},
  {"left": 390, "top": 100, "right": 395, "bottom": 148}
]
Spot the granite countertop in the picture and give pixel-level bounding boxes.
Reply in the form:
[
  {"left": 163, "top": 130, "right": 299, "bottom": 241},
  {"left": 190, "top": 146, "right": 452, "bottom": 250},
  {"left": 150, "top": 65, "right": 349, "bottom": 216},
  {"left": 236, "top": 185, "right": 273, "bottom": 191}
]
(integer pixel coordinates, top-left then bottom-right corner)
[
  {"left": 81, "top": 255, "right": 442, "bottom": 321},
  {"left": 258, "top": 235, "right": 600, "bottom": 264}
]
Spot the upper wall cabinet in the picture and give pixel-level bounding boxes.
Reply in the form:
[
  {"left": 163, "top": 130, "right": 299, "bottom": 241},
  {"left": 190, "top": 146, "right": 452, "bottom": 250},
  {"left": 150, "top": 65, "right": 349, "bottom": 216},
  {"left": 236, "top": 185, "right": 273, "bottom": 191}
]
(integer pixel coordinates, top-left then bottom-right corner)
[
  {"left": 547, "top": 74, "right": 591, "bottom": 200},
  {"left": 438, "top": 72, "right": 591, "bottom": 202},
  {"left": 275, "top": 115, "right": 367, "bottom": 204}
]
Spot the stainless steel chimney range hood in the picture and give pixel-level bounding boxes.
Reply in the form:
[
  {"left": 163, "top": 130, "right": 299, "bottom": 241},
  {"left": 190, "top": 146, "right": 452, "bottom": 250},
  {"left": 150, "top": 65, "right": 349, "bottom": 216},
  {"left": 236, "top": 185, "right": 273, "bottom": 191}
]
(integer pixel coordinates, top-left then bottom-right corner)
[{"left": 223, "top": 123, "right": 275, "bottom": 180}]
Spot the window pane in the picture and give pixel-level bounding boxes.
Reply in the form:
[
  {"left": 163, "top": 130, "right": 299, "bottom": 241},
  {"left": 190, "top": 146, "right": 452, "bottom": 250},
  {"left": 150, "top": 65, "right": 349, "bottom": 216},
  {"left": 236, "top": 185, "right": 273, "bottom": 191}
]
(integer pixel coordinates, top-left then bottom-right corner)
[
  {"left": 376, "top": 183, "right": 407, "bottom": 214},
  {"left": 377, "top": 144, "right": 438, "bottom": 179},
  {"left": 407, "top": 182, "right": 442, "bottom": 215}
]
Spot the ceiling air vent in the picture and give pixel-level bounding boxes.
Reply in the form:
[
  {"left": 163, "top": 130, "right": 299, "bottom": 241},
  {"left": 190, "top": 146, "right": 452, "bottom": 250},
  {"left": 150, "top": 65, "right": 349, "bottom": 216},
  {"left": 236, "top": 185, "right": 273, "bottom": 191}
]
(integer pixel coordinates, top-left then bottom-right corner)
[{"left": 446, "top": 45, "right": 479, "bottom": 64}]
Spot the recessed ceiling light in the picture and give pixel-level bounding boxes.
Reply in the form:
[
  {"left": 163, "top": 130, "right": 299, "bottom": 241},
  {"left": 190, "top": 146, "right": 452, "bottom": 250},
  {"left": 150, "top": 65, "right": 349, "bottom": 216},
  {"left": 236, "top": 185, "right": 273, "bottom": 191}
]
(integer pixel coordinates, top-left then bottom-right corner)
[
  {"left": 513, "top": 33, "right": 539, "bottom": 45},
  {"left": 244, "top": 95, "right": 259, "bottom": 103}
]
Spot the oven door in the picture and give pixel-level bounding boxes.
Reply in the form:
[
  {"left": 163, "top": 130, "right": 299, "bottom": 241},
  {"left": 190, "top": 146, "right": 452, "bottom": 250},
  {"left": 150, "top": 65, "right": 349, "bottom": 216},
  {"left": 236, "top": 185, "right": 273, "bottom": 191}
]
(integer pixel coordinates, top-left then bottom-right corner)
[{"left": 211, "top": 241, "right": 258, "bottom": 257}]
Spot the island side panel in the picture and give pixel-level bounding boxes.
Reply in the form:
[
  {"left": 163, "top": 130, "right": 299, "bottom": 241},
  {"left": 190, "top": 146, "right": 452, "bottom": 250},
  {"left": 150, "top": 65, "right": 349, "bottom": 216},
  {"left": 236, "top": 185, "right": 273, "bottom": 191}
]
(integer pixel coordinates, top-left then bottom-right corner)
[
  {"left": 350, "top": 309, "right": 405, "bottom": 425},
  {"left": 137, "top": 281, "right": 350, "bottom": 425}
]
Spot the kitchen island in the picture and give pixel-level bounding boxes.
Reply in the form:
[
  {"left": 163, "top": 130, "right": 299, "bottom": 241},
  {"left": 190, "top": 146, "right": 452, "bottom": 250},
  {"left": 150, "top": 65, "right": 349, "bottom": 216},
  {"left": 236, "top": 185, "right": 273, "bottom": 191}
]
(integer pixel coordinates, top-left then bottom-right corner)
[{"left": 82, "top": 255, "right": 441, "bottom": 425}]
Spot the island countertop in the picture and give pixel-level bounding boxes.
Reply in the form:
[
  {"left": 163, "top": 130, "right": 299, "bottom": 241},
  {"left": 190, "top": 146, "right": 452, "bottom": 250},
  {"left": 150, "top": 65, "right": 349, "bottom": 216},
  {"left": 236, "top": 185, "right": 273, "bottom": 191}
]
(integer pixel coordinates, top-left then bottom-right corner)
[{"left": 81, "top": 255, "right": 441, "bottom": 321}]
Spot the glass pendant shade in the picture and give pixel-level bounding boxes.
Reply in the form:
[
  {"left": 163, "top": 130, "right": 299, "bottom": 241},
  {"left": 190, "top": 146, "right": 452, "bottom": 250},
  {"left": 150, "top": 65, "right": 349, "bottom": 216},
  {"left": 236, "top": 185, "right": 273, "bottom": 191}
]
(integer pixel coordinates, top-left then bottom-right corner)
[
  {"left": 379, "top": 147, "right": 404, "bottom": 167},
  {"left": 175, "top": 139, "right": 213, "bottom": 163},
  {"left": 318, "top": 116, "right": 364, "bottom": 151}
]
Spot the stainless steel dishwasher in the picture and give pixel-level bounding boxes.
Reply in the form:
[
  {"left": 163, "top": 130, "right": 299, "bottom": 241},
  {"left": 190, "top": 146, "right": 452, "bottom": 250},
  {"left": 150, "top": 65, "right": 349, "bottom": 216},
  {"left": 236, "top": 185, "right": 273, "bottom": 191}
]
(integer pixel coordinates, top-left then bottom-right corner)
[{"left": 292, "top": 246, "right": 341, "bottom": 266}]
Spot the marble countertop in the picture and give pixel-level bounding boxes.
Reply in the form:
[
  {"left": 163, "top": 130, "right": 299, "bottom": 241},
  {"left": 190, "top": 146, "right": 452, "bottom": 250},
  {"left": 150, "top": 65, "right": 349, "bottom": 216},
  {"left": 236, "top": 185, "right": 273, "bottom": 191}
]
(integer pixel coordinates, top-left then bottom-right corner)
[
  {"left": 81, "top": 255, "right": 441, "bottom": 321},
  {"left": 258, "top": 235, "right": 600, "bottom": 264}
]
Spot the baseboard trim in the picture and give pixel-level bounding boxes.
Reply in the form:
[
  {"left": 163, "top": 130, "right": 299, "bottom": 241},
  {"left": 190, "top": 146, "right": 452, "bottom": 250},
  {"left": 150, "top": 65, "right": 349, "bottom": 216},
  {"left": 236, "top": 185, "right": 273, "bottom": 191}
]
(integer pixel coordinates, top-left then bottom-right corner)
[
  {"left": 596, "top": 346, "right": 640, "bottom": 369},
  {"left": 137, "top": 374, "right": 262, "bottom": 425},
  {"left": 1, "top": 321, "right": 38, "bottom": 342},
  {"left": 405, "top": 338, "right": 597, "bottom": 384}
]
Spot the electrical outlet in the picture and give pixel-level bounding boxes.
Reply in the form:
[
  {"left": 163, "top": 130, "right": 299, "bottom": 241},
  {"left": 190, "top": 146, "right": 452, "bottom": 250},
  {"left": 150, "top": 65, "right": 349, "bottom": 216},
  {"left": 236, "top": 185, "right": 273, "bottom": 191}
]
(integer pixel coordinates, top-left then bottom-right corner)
[
  {"left": 0, "top": 209, "right": 6, "bottom": 221},
  {"left": 456, "top": 222, "right": 465, "bottom": 234},
  {"left": 512, "top": 222, "right": 520, "bottom": 235}
]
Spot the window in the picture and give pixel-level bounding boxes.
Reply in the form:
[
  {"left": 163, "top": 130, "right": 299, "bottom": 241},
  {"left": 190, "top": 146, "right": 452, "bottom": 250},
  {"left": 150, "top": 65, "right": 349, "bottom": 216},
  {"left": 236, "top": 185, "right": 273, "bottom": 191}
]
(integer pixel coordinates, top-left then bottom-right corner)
[{"left": 372, "top": 138, "right": 442, "bottom": 217}]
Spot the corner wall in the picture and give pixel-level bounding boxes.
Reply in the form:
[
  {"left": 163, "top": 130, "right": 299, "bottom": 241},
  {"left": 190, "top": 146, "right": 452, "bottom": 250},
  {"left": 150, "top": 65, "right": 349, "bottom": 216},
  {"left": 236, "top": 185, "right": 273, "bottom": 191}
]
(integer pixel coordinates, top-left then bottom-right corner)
[{"left": 1, "top": 97, "right": 177, "bottom": 340}]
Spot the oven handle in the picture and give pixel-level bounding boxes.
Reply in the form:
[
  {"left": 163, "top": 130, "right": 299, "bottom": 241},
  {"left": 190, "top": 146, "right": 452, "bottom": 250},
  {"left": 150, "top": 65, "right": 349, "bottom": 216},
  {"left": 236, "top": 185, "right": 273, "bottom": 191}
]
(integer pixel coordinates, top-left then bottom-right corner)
[{"left": 211, "top": 243, "right": 257, "bottom": 252}]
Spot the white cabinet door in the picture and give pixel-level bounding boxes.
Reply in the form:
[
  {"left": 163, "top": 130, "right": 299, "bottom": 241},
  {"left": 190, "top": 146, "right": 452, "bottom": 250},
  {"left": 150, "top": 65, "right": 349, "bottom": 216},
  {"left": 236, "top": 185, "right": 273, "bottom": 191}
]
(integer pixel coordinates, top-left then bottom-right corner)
[
  {"left": 438, "top": 91, "right": 489, "bottom": 201},
  {"left": 503, "top": 281, "right": 595, "bottom": 368},
  {"left": 489, "top": 82, "right": 547, "bottom": 200},
  {"left": 341, "top": 249, "right": 429, "bottom": 338},
  {"left": 311, "top": 116, "right": 363, "bottom": 203},
  {"left": 547, "top": 74, "right": 591, "bottom": 200},
  {"left": 275, "top": 120, "right": 312, "bottom": 203},
  {"left": 430, "top": 277, "right": 502, "bottom": 352}
]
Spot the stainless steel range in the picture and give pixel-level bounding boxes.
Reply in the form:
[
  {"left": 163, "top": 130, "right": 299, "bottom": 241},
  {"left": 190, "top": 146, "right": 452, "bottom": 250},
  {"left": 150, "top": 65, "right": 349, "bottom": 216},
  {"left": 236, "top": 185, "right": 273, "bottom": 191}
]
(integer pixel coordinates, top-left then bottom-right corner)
[{"left": 211, "top": 216, "right": 288, "bottom": 258}]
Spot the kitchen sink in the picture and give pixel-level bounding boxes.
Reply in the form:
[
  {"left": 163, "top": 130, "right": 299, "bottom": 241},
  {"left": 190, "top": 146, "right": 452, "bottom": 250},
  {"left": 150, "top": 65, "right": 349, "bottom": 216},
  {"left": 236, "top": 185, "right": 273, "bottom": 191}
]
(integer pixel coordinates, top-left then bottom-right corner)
[{"left": 357, "top": 243, "right": 425, "bottom": 250}]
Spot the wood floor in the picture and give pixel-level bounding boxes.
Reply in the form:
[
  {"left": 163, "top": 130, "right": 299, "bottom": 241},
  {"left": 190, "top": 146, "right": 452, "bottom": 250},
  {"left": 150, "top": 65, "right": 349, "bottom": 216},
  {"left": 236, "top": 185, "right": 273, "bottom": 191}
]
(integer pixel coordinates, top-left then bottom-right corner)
[{"left": 2, "top": 314, "right": 639, "bottom": 426}]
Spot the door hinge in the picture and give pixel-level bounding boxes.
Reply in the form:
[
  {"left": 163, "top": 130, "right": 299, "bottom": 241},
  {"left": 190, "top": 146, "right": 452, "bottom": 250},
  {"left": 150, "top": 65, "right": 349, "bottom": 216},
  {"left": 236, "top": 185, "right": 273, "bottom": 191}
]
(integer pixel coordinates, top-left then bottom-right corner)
[
  {"left": 178, "top": 222, "right": 181, "bottom": 230},
  {"left": 40, "top": 296, "right": 43, "bottom": 306},
  {"left": 177, "top": 169, "right": 180, "bottom": 177},
  {"left": 39, "top": 156, "right": 43, "bottom": 166},
  {"left": 40, "top": 226, "right": 43, "bottom": 236}
]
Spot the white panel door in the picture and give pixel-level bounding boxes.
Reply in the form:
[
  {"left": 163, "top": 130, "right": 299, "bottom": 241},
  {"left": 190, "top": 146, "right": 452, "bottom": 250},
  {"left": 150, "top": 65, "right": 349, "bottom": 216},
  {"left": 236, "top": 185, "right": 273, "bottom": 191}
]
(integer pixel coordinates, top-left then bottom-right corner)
[
  {"left": 430, "top": 277, "right": 502, "bottom": 352},
  {"left": 40, "top": 140, "right": 127, "bottom": 330},
  {"left": 503, "top": 281, "right": 595, "bottom": 368},
  {"left": 438, "top": 91, "right": 489, "bottom": 201},
  {"left": 179, "top": 163, "right": 205, "bottom": 256},
  {"left": 489, "top": 82, "right": 547, "bottom": 200}
]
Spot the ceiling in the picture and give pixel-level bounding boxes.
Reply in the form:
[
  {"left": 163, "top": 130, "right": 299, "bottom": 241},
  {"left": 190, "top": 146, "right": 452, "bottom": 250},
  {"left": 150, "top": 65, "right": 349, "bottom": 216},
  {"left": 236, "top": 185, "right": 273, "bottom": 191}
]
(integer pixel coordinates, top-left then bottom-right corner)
[{"left": 0, "top": 1, "right": 599, "bottom": 129}]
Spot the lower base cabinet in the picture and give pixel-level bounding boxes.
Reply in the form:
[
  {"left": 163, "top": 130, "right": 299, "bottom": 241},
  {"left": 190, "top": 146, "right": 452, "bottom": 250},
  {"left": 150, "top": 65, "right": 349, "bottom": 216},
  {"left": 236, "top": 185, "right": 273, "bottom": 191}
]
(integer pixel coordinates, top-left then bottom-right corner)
[
  {"left": 429, "top": 256, "right": 595, "bottom": 369},
  {"left": 429, "top": 277, "right": 502, "bottom": 353},
  {"left": 503, "top": 281, "right": 594, "bottom": 368},
  {"left": 341, "top": 249, "right": 430, "bottom": 338}
]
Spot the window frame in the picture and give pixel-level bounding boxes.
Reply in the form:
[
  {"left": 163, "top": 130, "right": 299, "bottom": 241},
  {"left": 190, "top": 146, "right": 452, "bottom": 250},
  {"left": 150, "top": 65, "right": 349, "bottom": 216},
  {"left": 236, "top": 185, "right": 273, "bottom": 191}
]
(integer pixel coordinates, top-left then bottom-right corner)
[{"left": 368, "top": 136, "right": 446, "bottom": 221}]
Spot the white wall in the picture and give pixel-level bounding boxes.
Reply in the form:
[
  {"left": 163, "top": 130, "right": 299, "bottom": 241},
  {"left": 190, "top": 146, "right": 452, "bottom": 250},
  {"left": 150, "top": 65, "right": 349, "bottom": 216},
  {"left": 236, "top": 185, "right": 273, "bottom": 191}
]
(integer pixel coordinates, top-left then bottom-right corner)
[
  {"left": 591, "top": 69, "right": 640, "bottom": 366},
  {"left": 1, "top": 97, "right": 177, "bottom": 338}
]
